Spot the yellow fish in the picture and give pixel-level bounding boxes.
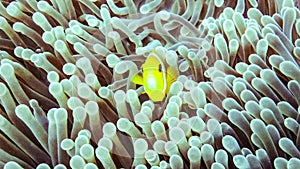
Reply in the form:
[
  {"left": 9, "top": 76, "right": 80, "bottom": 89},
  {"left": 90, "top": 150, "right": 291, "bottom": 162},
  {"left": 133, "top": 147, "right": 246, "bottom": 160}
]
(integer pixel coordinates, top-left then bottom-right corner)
[{"left": 132, "top": 50, "right": 178, "bottom": 102}]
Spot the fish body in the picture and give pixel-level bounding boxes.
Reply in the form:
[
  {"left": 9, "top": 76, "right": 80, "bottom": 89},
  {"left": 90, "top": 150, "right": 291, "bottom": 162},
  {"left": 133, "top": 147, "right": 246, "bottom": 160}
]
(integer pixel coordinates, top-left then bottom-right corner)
[{"left": 132, "top": 50, "right": 178, "bottom": 102}]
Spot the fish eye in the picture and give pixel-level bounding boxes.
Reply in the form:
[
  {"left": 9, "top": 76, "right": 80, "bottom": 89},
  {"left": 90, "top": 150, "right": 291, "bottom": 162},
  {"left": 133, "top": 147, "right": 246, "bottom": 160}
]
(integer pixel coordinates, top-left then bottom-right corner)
[
  {"left": 138, "top": 70, "right": 143, "bottom": 75},
  {"left": 158, "top": 64, "right": 162, "bottom": 72}
]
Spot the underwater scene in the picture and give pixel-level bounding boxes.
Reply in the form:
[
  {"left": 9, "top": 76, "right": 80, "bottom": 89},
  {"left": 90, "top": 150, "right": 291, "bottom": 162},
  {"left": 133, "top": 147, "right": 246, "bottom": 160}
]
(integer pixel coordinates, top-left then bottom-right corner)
[{"left": 0, "top": 0, "right": 299, "bottom": 168}]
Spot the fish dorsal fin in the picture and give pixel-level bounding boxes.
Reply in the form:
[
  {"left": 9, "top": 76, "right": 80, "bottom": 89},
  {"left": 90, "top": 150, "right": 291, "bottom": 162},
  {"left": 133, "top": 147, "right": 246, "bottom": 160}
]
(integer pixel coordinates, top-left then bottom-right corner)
[{"left": 166, "top": 66, "right": 179, "bottom": 93}]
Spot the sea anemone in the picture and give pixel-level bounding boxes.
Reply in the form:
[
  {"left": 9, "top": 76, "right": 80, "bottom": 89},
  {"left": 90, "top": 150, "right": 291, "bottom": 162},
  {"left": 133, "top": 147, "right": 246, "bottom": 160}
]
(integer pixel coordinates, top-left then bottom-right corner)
[{"left": 0, "top": 0, "right": 299, "bottom": 168}]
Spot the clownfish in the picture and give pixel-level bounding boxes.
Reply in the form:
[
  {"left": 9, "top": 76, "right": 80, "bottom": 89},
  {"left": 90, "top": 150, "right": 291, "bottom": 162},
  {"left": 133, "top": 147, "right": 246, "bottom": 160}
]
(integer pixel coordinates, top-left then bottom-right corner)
[{"left": 132, "top": 50, "right": 178, "bottom": 102}]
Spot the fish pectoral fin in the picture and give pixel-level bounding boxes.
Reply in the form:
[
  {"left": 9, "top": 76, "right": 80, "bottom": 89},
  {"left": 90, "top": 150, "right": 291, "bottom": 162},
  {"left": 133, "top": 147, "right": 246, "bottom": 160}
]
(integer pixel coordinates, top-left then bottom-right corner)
[
  {"left": 132, "top": 74, "right": 144, "bottom": 85},
  {"left": 148, "top": 90, "right": 165, "bottom": 102}
]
